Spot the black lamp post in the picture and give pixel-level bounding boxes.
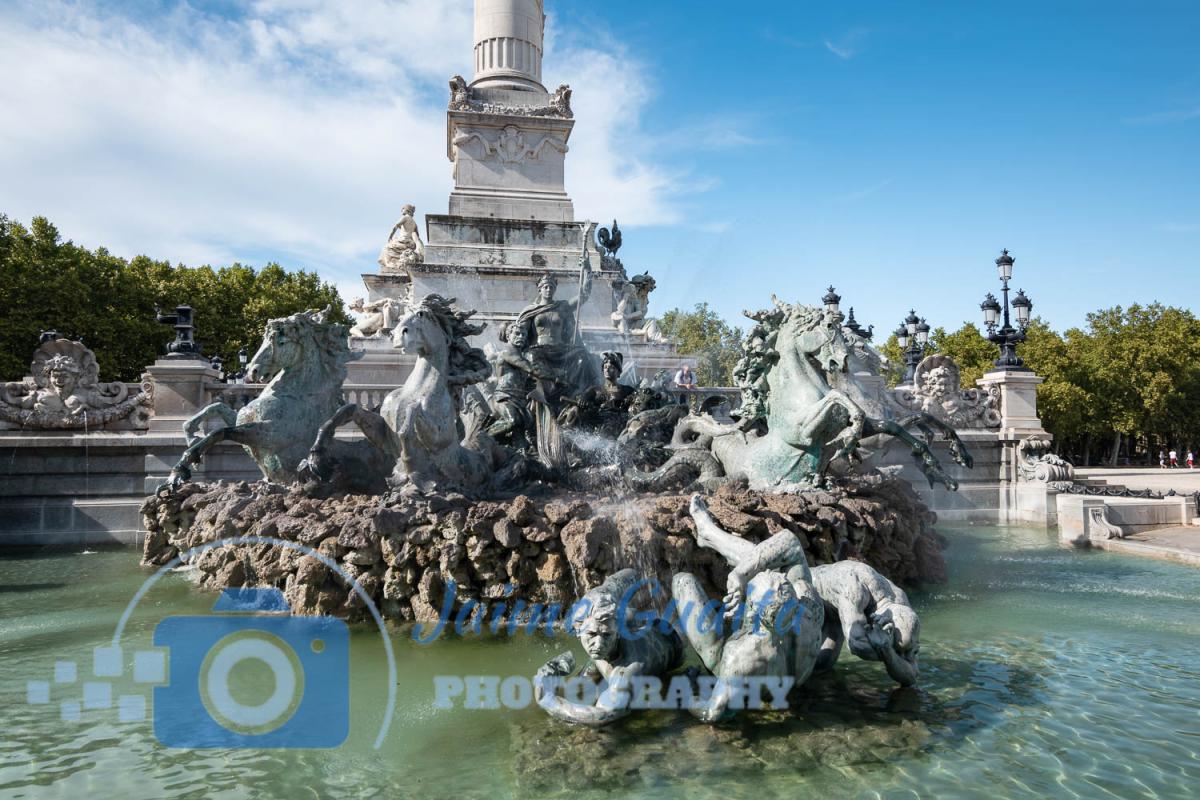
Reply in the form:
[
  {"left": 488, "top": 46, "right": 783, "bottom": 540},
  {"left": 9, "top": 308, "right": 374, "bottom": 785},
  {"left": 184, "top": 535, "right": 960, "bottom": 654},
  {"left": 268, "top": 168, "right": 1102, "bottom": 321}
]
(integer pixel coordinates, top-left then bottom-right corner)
[
  {"left": 980, "top": 249, "right": 1033, "bottom": 371},
  {"left": 235, "top": 346, "right": 249, "bottom": 384},
  {"left": 155, "top": 304, "right": 205, "bottom": 360},
  {"left": 822, "top": 285, "right": 843, "bottom": 318},
  {"left": 895, "top": 310, "right": 931, "bottom": 384},
  {"left": 843, "top": 307, "right": 874, "bottom": 340}
]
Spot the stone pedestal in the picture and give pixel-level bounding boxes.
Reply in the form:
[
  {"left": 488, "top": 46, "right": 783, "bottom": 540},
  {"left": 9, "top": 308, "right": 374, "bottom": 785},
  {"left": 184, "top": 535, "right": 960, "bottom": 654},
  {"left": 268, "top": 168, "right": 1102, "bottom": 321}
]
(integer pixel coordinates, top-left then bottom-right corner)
[
  {"left": 977, "top": 369, "right": 1058, "bottom": 524},
  {"left": 356, "top": 0, "right": 691, "bottom": 382},
  {"left": 345, "top": 336, "right": 416, "bottom": 386},
  {"left": 146, "top": 360, "right": 220, "bottom": 433},
  {"left": 977, "top": 370, "right": 1046, "bottom": 440}
]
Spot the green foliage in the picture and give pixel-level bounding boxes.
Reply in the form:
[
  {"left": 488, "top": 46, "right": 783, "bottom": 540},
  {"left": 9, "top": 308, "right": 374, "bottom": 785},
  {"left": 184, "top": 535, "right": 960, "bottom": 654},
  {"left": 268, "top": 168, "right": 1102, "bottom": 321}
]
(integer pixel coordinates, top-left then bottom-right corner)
[
  {"left": 876, "top": 333, "right": 906, "bottom": 387},
  {"left": 928, "top": 309, "right": 1200, "bottom": 462},
  {"left": 929, "top": 323, "right": 997, "bottom": 387},
  {"left": 0, "top": 215, "right": 347, "bottom": 382},
  {"left": 658, "top": 302, "right": 744, "bottom": 386}
]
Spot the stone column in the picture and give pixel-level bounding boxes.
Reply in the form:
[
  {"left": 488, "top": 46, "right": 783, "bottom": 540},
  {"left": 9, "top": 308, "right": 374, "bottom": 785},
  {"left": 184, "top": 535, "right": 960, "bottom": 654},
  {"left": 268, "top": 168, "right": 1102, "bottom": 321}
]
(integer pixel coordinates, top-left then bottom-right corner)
[
  {"left": 145, "top": 359, "right": 220, "bottom": 433},
  {"left": 472, "top": 0, "right": 546, "bottom": 91}
]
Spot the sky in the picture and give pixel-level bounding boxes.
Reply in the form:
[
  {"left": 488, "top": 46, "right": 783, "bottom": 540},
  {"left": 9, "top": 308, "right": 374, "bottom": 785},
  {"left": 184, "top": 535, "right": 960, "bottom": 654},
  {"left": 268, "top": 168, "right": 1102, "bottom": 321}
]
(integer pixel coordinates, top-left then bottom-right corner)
[{"left": 1, "top": 0, "right": 1197, "bottom": 335}]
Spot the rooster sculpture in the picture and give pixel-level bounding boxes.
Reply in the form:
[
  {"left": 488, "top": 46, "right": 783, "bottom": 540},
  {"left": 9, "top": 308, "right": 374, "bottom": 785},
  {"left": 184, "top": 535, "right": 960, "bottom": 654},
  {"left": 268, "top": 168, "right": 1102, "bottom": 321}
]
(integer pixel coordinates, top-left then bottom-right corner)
[{"left": 597, "top": 219, "right": 622, "bottom": 257}]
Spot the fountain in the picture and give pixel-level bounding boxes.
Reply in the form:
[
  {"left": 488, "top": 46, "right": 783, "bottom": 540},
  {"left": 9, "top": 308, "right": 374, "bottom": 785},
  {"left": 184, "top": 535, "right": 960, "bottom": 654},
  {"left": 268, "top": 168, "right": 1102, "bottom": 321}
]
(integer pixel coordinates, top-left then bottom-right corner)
[{"left": 142, "top": 290, "right": 951, "bottom": 653}]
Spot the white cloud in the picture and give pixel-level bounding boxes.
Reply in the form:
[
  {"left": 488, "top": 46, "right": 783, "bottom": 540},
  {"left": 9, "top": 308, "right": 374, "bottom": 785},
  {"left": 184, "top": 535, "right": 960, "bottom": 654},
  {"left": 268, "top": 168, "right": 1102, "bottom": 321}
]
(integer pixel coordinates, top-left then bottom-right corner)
[
  {"left": 0, "top": 0, "right": 685, "bottom": 294},
  {"left": 1122, "top": 104, "right": 1200, "bottom": 126},
  {"left": 823, "top": 28, "right": 869, "bottom": 60}
]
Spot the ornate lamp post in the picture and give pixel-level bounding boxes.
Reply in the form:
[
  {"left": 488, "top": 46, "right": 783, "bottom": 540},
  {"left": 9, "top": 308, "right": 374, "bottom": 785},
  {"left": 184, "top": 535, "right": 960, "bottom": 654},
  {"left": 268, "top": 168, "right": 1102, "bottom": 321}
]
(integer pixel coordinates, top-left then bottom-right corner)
[
  {"left": 843, "top": 307, "right": 873, "bottom": 340},
  {"left": 822, "top": 285, "right": 842, "bottom": 317},
  {"left": 824, "top": 286, "right": 874, "bottom": 342},
  {"left": 235, "top": 346, "right": 249, "bottom": 384},
  {"left": 980, "top": 249, "right": 1033, "bottom": 371},
  {"left": 894, "top": 310, "right": 930, "bottom": 384},
  {"left": 155, "top": 304, "right": 205, "bottom": 361}
]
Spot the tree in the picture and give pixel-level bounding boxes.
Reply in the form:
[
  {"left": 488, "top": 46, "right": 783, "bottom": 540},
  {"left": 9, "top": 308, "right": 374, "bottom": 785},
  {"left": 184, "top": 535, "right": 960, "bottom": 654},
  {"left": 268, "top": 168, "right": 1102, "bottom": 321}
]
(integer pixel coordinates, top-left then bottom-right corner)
[
  {"left": 929, "top": 323, "right": 997, "bottom": 387},
  {"left": 0, "top": 215, "right": 347, "bottom": 382},
  {"left": 658, "top": 303, "right": 744, "bottom": 386}
]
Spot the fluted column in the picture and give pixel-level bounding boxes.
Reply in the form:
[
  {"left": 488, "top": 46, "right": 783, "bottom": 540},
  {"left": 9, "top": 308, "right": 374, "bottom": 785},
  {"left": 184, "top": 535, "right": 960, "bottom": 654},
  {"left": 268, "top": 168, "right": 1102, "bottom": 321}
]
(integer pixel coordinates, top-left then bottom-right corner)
[{"left": 471, "top": 0, "right": 546, "bottom": 92}]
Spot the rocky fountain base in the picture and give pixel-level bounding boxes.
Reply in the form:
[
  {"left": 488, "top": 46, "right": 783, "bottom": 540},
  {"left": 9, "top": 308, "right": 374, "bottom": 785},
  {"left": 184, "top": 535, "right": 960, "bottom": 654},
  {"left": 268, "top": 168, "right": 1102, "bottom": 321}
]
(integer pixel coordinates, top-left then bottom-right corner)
[{"left": 140, "top": 476, "right": 945, "bottom": 622}]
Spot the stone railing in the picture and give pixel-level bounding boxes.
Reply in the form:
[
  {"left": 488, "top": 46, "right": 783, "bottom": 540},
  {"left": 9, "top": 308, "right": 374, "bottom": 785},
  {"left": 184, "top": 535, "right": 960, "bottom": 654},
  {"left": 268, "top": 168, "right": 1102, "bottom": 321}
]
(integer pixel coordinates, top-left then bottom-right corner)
[
  {"left": 202, "top": 382, "right": 741, "bottom": 418},
  {"left": 667, "top": 386, "right": 742, "bottom": 420},
  {"left": 204, "top": 383, "right": 393, "bottom": 413}
]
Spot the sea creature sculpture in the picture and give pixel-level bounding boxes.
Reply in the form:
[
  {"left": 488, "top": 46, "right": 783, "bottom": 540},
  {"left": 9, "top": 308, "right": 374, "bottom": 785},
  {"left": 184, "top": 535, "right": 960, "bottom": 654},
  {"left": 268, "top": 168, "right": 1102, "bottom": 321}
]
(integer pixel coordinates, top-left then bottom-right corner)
[
  {"left": 672, "top": 495, "right": 825, "bottom": 722},
  {"left": 161, "top": 308, "right": 381, "bottom": 492},
  {"left": 301, "top": 294, "right": 511, "bottom": 495},
  {"left": 810, "top": 560, "right": 921, "bottom": 687},
  {"left": 631, "top": 298, "right": 972, "bottom": 492},
  {"left": 534, "top": 569, "right": 684, "bottom": 727}
]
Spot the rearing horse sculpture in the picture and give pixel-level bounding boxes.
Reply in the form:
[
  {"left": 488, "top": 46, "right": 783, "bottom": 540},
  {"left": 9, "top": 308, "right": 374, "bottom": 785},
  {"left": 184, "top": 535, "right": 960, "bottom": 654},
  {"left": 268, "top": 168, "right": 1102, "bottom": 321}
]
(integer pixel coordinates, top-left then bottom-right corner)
[
  {"left": 160, "top": 307, "right": 367, "bottom": 493},
  {"left": 301, "top": 294, "right": 507, "bottom": 495},
  {"left": 631, "top": 298, "right": 971, "bottom": 491}
]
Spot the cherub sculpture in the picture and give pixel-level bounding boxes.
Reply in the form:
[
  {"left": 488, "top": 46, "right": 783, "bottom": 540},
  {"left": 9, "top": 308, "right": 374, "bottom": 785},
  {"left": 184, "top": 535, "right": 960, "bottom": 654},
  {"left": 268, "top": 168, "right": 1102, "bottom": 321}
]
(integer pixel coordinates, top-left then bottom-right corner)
[{"left": 534, "top": 569, "right": 684, "bottom": 727}]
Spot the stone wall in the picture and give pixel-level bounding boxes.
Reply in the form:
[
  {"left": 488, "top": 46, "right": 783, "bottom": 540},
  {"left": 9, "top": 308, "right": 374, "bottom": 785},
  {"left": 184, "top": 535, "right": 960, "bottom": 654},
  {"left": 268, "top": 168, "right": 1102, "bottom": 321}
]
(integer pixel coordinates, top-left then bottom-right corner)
[
  {"left": 0, "top": 432, "right": 256, "bottom": 547},
  {"left": 139, "top": 477, "right": 945, "bottom": 622}
]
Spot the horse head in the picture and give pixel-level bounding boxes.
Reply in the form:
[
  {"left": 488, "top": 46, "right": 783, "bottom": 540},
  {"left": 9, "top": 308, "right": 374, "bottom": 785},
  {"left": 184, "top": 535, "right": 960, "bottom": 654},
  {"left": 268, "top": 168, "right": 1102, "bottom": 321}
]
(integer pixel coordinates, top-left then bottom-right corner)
[
  {"left": 247, "top": 306, "right": 357, "bottom": 384},
  {"left": 773, "top": 299, "right": 851, "bottom": 379},
  {"left": 393, "top": 303, "right": 444, "bottom": 361},
  {"left": 393, "top": 294, "right": 490, "bottom": 388}
]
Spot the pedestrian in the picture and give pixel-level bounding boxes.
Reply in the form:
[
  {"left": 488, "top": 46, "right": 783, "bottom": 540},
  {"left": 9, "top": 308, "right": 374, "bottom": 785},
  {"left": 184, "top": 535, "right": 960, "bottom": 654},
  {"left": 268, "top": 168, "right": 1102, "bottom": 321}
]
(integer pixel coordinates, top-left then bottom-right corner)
[
  {"left": 673, "top": 362, "right": 697, "bottom": 406},
  {"left": 1169, "top": 449, "right": 1178, "bottom": 468},
  {"left": 1189, "top": 451, "right": 1195, "bottom": 469},
  {"left": 1159, "top": 449, "right": 1167, "bottom": 469}
]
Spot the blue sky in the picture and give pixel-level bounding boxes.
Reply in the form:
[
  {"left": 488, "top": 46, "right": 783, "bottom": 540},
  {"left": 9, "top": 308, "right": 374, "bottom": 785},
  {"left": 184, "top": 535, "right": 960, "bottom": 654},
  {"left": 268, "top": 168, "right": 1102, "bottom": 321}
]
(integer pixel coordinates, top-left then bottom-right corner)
[{"left": 1, "top": 0, "right": 1196, "bottom": 335}]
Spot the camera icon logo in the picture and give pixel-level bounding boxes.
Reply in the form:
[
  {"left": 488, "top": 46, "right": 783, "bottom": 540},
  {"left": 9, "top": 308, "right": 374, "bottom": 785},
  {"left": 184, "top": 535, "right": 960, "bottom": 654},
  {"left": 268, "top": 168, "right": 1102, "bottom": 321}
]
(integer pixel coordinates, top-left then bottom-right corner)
[{"left": 153, "top": 587, "right": 349, "bottom": 749}]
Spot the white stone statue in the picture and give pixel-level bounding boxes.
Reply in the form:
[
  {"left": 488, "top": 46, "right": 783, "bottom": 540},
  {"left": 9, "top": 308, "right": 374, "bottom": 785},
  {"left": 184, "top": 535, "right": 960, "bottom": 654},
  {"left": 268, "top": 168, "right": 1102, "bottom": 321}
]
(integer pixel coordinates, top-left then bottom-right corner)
[
  {"left": 810, "top": 560, "right": 921, "bottom": 687},
  {"left": 448, "top": 74, "right": 471, "bottom": 111},
  {"left": 377, "top": 204, "right": 425, "bottom": 274},
  {"left": 0, "top": 338, "right": 152, "bottom": 430},
  {"left": 611, "top": 272, "right": 664, "bottom": 342},
  {"left": 348, "top": 297, "right": 405, "bottom": 338},
  {"left": 893, "top": 354, "right": 1000, "bottom": 429}
]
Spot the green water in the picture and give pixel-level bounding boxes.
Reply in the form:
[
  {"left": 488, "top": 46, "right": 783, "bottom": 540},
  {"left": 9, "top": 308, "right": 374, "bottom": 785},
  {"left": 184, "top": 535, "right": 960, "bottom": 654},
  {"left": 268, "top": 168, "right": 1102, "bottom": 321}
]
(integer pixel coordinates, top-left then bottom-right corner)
[{"left": 3, "top": 524, "right": 1200, "bottom": 799}]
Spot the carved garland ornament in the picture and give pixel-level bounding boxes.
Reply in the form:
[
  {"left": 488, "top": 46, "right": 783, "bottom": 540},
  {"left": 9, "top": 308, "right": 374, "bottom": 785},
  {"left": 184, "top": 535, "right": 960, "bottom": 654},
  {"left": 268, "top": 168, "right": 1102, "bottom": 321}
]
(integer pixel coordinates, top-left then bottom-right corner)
[
  {"left": 892, "top": 354, "right": 1001, "bottom": 429},
  {"left": 0, "top": 338, "right": 153, "bottom": 430}
]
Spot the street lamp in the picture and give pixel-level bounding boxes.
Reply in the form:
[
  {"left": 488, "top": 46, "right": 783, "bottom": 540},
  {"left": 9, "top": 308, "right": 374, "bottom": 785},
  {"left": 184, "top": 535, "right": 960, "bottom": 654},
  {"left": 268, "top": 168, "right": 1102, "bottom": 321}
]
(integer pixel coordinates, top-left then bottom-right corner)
[
  {"left": 980, "top": 249, "right": 1034, "bottom": 371},
  {"left": 236, "top": 346, "right": 249, "bottom": 384},
  {"left": 896, "top": 310, "right": 930, "bottom": 384},
  {"left": 822, "top": 286, "right": 842, "bottom": 316},
  {"left": 843, "top": 307, "right": 873, "bottom": 340}
]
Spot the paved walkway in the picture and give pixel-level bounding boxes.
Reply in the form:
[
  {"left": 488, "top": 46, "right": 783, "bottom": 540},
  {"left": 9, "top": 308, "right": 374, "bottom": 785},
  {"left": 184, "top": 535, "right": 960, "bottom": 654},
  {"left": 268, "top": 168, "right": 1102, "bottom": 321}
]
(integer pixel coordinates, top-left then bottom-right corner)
[
  {"left": 1091, "top": 526, "right": 1200, "bottom": 567},
  {"left": 1075, "top": 466, "right": 1200, "bottom": 494}
]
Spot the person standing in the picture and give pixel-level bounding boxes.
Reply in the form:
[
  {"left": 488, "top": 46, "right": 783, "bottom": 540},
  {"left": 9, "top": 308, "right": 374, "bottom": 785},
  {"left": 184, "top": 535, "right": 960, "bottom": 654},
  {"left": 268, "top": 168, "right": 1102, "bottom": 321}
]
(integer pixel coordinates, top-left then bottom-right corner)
[
  {"left": 1169, "top": 448, "right": 1179, "bottom": 468},
  {"left": 673, "top": 362, "right": 698, "bottom": 406},
  {"left": 674, "top": 363, "right": 697, "bottom": 390},
  {"left": 1160, "top": 449, "right": 1167, "bottom": 469},
  {"left": 1188, "top": 451, "right": 1195, "bottom": 469}
]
